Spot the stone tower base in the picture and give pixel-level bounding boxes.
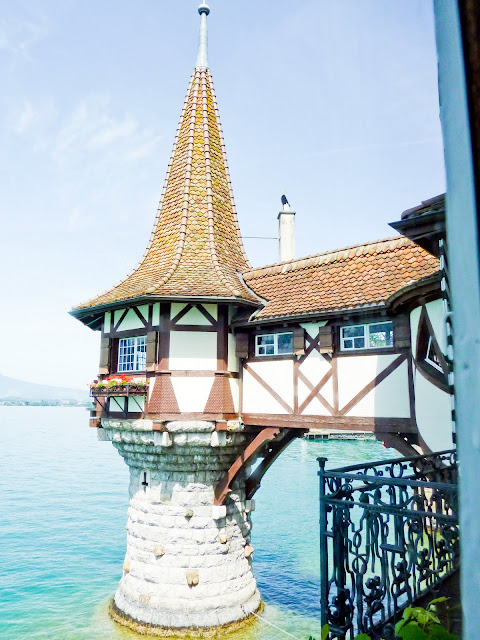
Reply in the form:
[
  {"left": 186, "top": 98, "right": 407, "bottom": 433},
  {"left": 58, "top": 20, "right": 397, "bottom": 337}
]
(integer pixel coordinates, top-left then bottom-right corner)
[
  {"left": 100, "top": 419, "right": 261, "bottom": 631},
  {"left": 109, "top": 599, "right": 263, "bottom": 637}
]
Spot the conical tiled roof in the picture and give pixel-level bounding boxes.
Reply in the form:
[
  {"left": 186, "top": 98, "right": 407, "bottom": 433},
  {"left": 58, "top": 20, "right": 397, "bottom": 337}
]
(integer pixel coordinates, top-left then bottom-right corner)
[{"left": 73, "top": 22, "right": 258, "bottom": 314}]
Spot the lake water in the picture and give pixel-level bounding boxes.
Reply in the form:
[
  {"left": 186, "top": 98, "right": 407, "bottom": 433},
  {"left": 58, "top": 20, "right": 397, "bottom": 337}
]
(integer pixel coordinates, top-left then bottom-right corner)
[{"left": 0, "top": 407, "right": 396, "bottom": 640}]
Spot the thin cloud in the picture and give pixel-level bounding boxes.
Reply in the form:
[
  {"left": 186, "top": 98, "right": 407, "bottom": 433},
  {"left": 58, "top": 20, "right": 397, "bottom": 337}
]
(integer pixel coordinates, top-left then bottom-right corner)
[
  {"left": 53, "top": 94, "right": 161, "bottom": 163},
  {"left": 0, "top": 14, "right": 51, "bottom": 62}
]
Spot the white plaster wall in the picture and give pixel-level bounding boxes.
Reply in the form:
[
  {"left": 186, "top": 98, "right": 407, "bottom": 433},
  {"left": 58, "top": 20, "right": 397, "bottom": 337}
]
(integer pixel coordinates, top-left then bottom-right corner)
[
  {"left": 171, "top": 377, "right": 214, "bottom": 413},
  {"left": 410, "top": 306, "right": 421, "bottom": 359},
  {"left": 410, "top": 298, "right": 453, "bottom": 451},
  {"left": 229, "top": 378, "right": 239, "bottom": 413},
  {"left": 171, "top": 303, "right": 217, "bottom": 325},
  {"left": 426, "top": 299, "right": 446, "bottom": 351},
  {"left": 298, "top": 348, "right": 334, "bottom": 415},
  {"left": 345, "top": 360, "right": 410, "bottom": 418},
  {"left": 337, "top": 354, "right": 400, "bottom": 409},
  {"left": 114, "top": 306, "right": 148, "bottom": 331},
  {"left": 228, "top": 334, "right": 239, "bottom": 372},
  {"left": 104, "top": 311, "right": 111, "bottom": 333},
  {"left": 414, "top": 372, "right": 453, "bottom": 451},
  {"left": 297, "top": 379, "right": 331, "bottom": 416},
  {"left": 319, "top": 378, "right": 335, "bottom": 408},
  {"left": 152, "top": 303, "right": 160, "bottom": 327},
  {"left": 299, "top": 355, "right": 331, "bottom": 385},
  {"left": 242, "top": 360, "right": 293, "bottom": 414},
  {"left": 169, "top": 332, "right": 217, "bottom": 370}
]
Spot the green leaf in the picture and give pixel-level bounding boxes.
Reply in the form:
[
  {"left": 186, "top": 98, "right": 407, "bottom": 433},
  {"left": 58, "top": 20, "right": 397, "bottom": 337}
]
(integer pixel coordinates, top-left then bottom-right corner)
[
  {"left": 397, "top": 621, "right": 429, "bottom": 640},
  {"left": 396, "top": 605, "right": 414, "bottom": 632},
  {"left": 427, "top": 597, "right": 449, "bottom": 608},
  {"left": 403, "top": 606, "right": 414, "bottom": 621},
  {"left": 411, "top": 607, "right": 430, "bottom": 626},
  {"left": 353, "top": 634, "right": 372, "bottom": 640},
  {"left": 425, "top": 610, "right": 441, "bottom": 625},
  {"left": 427, "top": 624, "right": 461, "bottom": 640},
  {"left": 321, "top": 624, "right": 330, "bottom": 640}
]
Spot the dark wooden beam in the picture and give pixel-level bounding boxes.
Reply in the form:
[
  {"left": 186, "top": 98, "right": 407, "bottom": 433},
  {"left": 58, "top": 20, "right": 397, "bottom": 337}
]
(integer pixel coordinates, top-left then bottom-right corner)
[
  {"left": 158, "top": 303, "right": 171, "bottom": 370},
  {"left": 241, "top": 413, "right": 417, "bottom": 432},
  {"left": 214, "top": 427, "right": 281, "bottom": 505}
]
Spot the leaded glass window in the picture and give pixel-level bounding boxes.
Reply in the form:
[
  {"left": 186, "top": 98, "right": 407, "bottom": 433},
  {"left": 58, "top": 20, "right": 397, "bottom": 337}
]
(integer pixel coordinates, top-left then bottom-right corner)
[
  {"left": 118, "top": 335, "right": 147, "bottom": 371},
  {"left": 341, "top": 322, "right": 393, "bottom": 351},
  {"left": 255, "top": 332, "right": 293, "bottom": 356}
]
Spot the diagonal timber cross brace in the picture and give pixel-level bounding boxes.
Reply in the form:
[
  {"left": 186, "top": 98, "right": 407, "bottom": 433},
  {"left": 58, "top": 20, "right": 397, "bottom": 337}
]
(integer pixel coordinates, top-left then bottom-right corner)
[
  {"left": 245, "top": 428, "right": 306, "bottom": 500},
  {"left": 213, "top": 427, "right": 281, "bottom": 505}
]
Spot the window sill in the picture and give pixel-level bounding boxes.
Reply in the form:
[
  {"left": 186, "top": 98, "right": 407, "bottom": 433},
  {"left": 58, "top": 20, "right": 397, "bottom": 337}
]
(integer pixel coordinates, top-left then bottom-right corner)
[
  {"left": 110, "top": 370, "right": 147, "bottom": 375},
  {"left": 336, "top": 347, "right": 397, "bottom": 357},
  {"left": 248, "top": 354, "right": 295, "bottom": 362}
]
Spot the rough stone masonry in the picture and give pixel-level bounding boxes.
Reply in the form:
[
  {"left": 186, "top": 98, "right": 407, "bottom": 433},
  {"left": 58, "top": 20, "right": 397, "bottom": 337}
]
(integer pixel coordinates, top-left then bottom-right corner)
[{"left": 99, "top": 419, "right": 261, "bottom": 631}]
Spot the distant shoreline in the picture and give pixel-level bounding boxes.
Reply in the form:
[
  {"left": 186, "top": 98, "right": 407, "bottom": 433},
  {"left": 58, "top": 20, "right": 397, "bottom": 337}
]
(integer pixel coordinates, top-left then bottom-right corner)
[{"left": 0, "top": 400, "right": 90, "bottom": 407}]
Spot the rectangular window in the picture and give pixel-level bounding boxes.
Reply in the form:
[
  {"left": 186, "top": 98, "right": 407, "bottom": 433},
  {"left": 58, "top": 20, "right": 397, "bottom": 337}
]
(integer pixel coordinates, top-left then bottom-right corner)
[
  {"left": 118, "top": 336, "right": 147, "bottom": 372},
  {"left": 340, "top": 321, "right": 393, "bottom": 351},
  {"left": 255, "top": 332, "right": 293, "bottom": 356}
]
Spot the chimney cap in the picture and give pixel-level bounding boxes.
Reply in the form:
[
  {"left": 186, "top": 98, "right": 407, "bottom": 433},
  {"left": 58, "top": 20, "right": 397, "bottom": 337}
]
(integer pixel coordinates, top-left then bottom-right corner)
[{"left": 278, "top": 209, "right": 296, "bottom": 218}]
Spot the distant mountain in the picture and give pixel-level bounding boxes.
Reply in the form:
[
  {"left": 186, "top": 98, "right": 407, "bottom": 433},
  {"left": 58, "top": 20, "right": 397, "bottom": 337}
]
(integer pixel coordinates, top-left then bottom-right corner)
[{"left": 0, "top": 374, "right": 88, "bottom": 402}]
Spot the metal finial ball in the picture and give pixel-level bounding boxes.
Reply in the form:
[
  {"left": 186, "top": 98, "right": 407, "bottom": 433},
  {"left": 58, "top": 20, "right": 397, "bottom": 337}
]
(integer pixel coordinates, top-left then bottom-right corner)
[{"left": 198, "top": 3, "right": 210, "bottom": 15}]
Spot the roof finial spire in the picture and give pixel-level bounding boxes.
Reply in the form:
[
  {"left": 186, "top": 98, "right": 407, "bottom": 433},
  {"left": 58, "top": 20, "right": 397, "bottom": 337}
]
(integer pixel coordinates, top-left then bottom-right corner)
[{"left": 196, "top": 3, "right": 210, "bottom": 69}]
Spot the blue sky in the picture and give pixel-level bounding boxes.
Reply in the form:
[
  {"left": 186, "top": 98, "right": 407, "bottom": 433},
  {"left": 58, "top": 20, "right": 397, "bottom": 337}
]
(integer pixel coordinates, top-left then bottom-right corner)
[{"left": 0, "top": 1, "right": 445, "bottom": 389}]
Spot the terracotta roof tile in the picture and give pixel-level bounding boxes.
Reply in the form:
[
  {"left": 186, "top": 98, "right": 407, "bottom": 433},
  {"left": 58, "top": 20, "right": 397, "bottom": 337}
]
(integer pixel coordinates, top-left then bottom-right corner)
[
  {"left": 73, "top": 69, "right": 258, "bottom": 312},
  {"left": 242, "top": 237, "right": 440, "bottom": 320}
]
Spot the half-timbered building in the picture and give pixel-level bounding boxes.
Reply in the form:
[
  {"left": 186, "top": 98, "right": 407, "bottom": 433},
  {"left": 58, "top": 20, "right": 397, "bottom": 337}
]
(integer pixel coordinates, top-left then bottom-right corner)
[
  {"left": 73, "top": 200, "right": 452, "bottom": 458},
  {"left": 70, "top": 4, "right": 453, "bottom": 634}
]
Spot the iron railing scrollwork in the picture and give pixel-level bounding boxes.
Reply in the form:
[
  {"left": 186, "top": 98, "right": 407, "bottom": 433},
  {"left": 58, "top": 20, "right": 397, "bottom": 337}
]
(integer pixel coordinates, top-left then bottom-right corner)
[{"left": 318, "top": 449, "right": 459, "bottom": 639}]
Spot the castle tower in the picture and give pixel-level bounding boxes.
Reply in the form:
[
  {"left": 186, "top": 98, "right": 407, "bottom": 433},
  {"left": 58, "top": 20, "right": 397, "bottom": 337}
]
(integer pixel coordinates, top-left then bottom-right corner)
[{"left": 70, "top": 4, "right": 267, "bottom": 633}]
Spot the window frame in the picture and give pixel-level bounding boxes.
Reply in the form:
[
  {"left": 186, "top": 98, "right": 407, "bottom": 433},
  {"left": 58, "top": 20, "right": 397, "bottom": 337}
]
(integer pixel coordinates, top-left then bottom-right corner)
[
  {"left": 340, "top": 321, "right": 394, "bottom": 352},
  {"left": 255, "top": 331, "right": 294, "bottom": 357},
  {"left": 118, "top": 335, "right": 147, "bottom": 372},
  {"left": 425, "top": 335, "right": 444, "bottom": 372}
]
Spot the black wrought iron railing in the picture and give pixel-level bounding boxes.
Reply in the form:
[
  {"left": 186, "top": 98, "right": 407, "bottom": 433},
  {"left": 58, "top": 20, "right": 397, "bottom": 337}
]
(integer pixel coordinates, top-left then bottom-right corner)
[{"left": 318, "top": 449, "right": 459, "bottom": 639}]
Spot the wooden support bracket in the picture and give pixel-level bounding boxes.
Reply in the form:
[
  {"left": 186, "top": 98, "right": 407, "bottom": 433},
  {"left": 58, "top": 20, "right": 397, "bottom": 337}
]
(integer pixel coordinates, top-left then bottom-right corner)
[
  {"left": 245, "top": 428, "right": 305, "bottom": 500},
  {"left": 213, "top": 427, "right": 281, "bottom": 506}
]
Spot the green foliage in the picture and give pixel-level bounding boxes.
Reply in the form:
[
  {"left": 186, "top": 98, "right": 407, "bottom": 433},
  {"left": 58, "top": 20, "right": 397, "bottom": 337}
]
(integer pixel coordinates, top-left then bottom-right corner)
[
  {"left": 307, "top": 598, "right": 459, "bottom": 640},
  {"left": 395, "top": 598, "right": 460, "bottom": 640}
]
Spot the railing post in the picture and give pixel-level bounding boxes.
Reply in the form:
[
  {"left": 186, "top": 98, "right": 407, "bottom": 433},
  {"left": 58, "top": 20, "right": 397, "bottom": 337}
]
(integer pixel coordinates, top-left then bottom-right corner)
[{"left": 318, "top": 457, "right": 328, "bottom": 629}]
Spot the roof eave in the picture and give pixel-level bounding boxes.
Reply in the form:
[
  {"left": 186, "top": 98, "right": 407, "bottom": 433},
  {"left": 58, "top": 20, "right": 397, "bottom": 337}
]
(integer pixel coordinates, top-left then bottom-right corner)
[
  {"left": 386, "top": 273, "right": 442, "bottom": 311},
  {"left": 389, "top": 211, "right": 446, "bottom": 257},
  {"left": 231, "top": 302, "right": 389, "bottom": 327},
  {"left": 70, "top": 293, "right": 262, "bottom": 326}
]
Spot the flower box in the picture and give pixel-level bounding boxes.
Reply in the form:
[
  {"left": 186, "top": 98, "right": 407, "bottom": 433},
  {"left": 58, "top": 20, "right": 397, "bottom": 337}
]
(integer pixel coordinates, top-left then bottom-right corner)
[
  {"left": 90, "top": 376, "right": 149, "bottom": 397},
  {"left": 90, "top": 384, "right": 149, "bottom": 397}
]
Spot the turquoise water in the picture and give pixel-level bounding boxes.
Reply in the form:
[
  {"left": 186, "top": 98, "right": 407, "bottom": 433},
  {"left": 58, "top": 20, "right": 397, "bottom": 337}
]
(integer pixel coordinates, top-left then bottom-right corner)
[{"left": 0, "top": 407, "right": 395, "bottom": 640}]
